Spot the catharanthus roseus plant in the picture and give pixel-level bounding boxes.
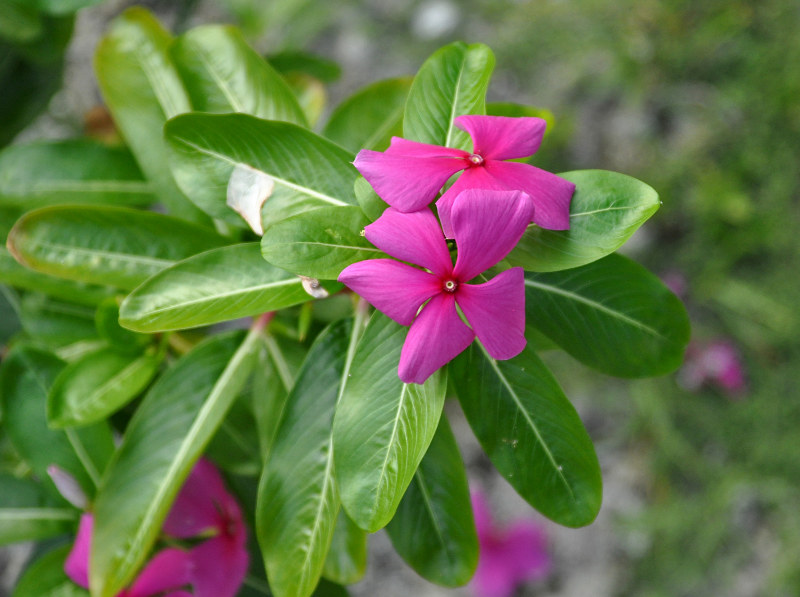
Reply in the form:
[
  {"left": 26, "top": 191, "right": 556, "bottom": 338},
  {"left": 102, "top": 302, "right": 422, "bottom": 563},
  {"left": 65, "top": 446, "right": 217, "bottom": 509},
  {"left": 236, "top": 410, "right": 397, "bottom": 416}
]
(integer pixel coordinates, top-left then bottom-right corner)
[{"left": 0, "top": 9, "right": 689, "bottom": 597}]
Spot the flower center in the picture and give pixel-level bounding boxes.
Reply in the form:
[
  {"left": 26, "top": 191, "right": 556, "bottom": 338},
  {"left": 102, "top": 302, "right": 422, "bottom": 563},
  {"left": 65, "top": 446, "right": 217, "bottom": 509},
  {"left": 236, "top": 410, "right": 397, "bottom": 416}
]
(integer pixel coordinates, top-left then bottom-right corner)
[
  {"left": 467, "top": 153, "right": 484, "bottom": 166},
  {"left": 443, "top": 279, "right": 458, "bottom": 293}
]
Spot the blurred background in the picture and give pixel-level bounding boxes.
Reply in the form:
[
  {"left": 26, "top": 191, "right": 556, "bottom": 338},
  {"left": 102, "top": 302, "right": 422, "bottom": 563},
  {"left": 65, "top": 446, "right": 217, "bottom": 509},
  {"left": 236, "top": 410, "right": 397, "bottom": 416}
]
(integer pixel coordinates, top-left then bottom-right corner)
[{"left": 1, "top": 0, "right": 798, "bottom": 595}]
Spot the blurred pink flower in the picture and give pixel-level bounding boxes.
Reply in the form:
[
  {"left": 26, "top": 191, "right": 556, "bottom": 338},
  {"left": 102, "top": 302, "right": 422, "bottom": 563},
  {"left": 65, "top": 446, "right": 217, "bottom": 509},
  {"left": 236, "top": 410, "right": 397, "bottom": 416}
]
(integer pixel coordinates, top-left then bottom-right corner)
[
  {"left": 679, "top": 340, "right": 747, "bottom": 396},
  {"left": 65, "top": 458, "right": 248, "bottom": 597},
  {"left": 339, "top": 189, "right": 532, "bottom": 384},
  {"left": 354, "top": 115, "right": 574, "bottom": 237},
  {"left": 470, "top": 490, "right": 551, "bottom": 597}
]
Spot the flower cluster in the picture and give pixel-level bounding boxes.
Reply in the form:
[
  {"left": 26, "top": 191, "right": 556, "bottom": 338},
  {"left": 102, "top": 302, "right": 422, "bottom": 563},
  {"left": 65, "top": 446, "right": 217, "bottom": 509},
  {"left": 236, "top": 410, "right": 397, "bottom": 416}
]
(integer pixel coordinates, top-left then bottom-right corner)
[
  {"left": 65, "top": 459, "right": 248, "bottom": 597},
  {"left": 339, "top": 115, "right": 575, "bottom": 383}
]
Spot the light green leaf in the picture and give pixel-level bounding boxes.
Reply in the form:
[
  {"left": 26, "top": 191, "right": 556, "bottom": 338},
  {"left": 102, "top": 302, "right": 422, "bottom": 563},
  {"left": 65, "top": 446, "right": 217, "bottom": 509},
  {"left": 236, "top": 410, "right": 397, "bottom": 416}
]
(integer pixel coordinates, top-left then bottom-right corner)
[
  {"left": 334, "top": 312, "right": 447, "bottom": 533},
  {"left": 353, "top": 177, "right": 388, "bottom": 222},
  {"left": 386, "top": 415, "right": 478, "bottom": 586},
  {"left": 261, "top": 206, "right": 382, "bottom": 280},
  {"left": 403, "top": 42, "right": 494, "bottom": 150},
  {"left": 507, "top": 170, "right": 660, "bottom": 272},
  {"left": 94, "top": 7, "right": 207, "bottom": 223},
  {"left": 165, "top": 113, "right": 359, "bottom": 229},
  {"left": 90, "top": 328, "right": 259, "bottom": 596},
  {"left": 38, "top": 0, "right": 104, "bottom": 15},
  {"left": 120, "top": 243, "right": 338, "bottom": 332},
  {"left": 47, "top": 346, "right": 162, "bottom": 428},
  {"left": 171, "top": 24, "right": 307, "bottom": 125},
  {"left": 452, "top": 343, "right": 602, "bottom": 527},
  {"left": 525, "top": 253, "right": 690, "bottom": 377},
  {"left": 0, "top": 140, "right": 154, "bottom": 209},
  {"left": 0, "top": 474, "right": 75, "bottom": 546},
  {"left": 258, "top": 319, "right": 353, "bottom": 597},
  {"left": 12, "top": 545, "right": 89, "bottom": 597},
  {"left": 323, "top": 77, "right": 412, "bottom": 152},
  {"left": 7, "top": 205, "right": 228, "bottom": 290},
  {"left": 322, "top": 509, "right": 367, "bottom": 585}
]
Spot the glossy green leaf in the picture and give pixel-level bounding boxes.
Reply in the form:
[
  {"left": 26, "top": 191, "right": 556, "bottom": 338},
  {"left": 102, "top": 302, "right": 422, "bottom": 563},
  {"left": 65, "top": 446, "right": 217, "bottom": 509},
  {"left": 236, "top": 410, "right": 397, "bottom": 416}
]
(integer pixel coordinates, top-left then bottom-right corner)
[
  {"left": 353, "top": 177, "right": 388, "bottom": 222},
  {"left": 165, "top": 113, "right": 359, "bottom": 229},
  {"left": 120, "top": 243, "right": 338, "bottom": 332},
  {"left": 12, "top": 545, "right": 89, "bottom": 597},
  {"left": 334, "top": 312, "right": 447, "bottom": 533},
  {"left": 323, "top": 77, "right": 412, "bottom": 152},
  {"left": 94, "top": 297, "right": 151, "bottom": 352},
  {"left": 258, "top": 319, "right": 353, "bottom": 597},
  {"left": 525, "top": 253, "right": 691, "bottom": 377},
  {"left": 452, "top": 343, "right": 602, "bottom": 527},
  {"left": 506, "top": 170, "right": 660, "bottom": 272},
  {"left": 403, "top": 42, "right": 494, "bottom": 150},
  {"left": 386, "top": 415, "right": 478, "bottom": 586},
  {"left": 94, "top": 7, "right": 207, "bottom": 223},
  {"left": 261, "top": 206, "right": 382, "bottom": 280},
  {"left": 47, "top": 346, "right": 162, "bottom": 428},
  {"left": 0, "top": 140, "right": 154, "bottom": 209},
  {"left": 0, "top": 474, "right": 75, "bottom": 545},
  {"left": 0, "top": 345, "right": 114, "bottom": 497},
  {"left": 171, "top": 24, "right": 307, "bottom": 126},
  {"left": 7, "top": 205, "right": 228, "bottom": 290},
  {"left": 322, "top": 509, "right": 367, "bottom": 585},
  {"left": 90, "top": 328, "right": 259, "bottom": 596}
]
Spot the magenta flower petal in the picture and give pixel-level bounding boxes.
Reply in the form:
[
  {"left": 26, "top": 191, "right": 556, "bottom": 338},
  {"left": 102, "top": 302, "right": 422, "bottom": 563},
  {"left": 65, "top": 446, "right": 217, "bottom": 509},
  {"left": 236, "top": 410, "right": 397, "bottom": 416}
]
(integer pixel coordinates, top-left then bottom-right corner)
[
  {"left": 501, "top": 521, "right": 551, "bottom": 582},
  {"left": 385, "top": 136, "right": 469, "bottom": 159},
  {"left": 451, "top": 189, "right": 534, "bottom": 282},
  {"left": 398, "top": 292, "right": 475, "bottom": 384},
  {"left": 163, "top": 458, "right": 234, "bottom": 539},
  {"left": 457, "top": 268, "right": 526, "bottom": 360},
  {"left": 365, "top": 207, "right": 453, "bottom": 277},
  {"left": 339, "top": 259, "right": 441, "bottom": 325},
  {"left": 454, "top": 115, "right": 546, "bottom": 160},
  {"left": 122, "top": 548, "right": 192, "bottom": 597},
  {"left": 354, "top": 149, "right": 466, "bottom": 212},
  {"left": 483, "top": 160, "right": 573, "bottom": 230},
  {"left": 188, "top": 535, "right": 249, "bottom": 597},
  {"left": 64, "top": 513, "right": 93, "bottom": 589}
]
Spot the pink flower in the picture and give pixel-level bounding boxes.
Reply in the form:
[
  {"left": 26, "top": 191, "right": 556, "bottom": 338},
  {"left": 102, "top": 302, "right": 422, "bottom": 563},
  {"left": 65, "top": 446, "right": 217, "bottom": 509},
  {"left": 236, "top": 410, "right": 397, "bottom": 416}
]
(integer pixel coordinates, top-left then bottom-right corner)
[
  {"left": 354, "top": 115, "right": 574, "bottom": 237},
  {"left": 470, "top": 490, "right": 551, "bottom": 597},
  {"left": 338, "top": 189, "right": 532, "bottom": 384},
  {"left": 65, "top": 458, "right": 248, "bottom": 597},
  {"left": 679, "top": 339, "right": 747, "bottom": 396}
]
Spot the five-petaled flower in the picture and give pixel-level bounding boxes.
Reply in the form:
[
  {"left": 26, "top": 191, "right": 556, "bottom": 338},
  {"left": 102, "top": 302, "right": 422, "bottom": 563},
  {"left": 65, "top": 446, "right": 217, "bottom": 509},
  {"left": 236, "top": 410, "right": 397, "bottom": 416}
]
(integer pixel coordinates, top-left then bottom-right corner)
[
  {"left": 65, "top": 458, "right": 248, "bottom": 597},
  {"left": 339, "top": 188, "right": 533, "bottom": 384},
  {"left": 354, "top": 114, "right": 575, "bottom": 237},
  {"left": 470, "top": 490, "right": 551, "bottom": 597}
]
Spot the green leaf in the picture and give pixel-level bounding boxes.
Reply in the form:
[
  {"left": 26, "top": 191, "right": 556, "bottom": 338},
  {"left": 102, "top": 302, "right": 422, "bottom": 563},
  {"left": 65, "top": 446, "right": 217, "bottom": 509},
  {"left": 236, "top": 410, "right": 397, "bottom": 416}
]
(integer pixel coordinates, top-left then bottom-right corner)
[
  {"left": 323, "top": 77, "right": 412, "bottom": 152},
  {"left": 165, "top": 113, "right": 359, "bottom": 229},
  {"left": 94, "top": 7, "right": 207, "bottom": 223},
  {"left": 452, "top": 343, "right": 602, "bottom": 527},
  {"left": 386, "top": 415, "right": 478, "bottom": 586},
  {"left": 7, "top": 205, "right": 228, "bottom": 290},
  {"left": 403, "top": 42, "right": 494, "bottom": 149},
  {"left": 353, "top": 177, "right": 388, "bottom": 222},
  {"left": 258, "top": 319, "right": 353, "bottom": 597},
  {"left": 0, "top": 0, "right": 41, "bottom": 43},
  {"left": 94, "top": 297, "right": 151, "bottom": 352},
  {"left": 170, "top": 24, "right": 307, "bottom": 126},
  {"left": 0, "top": 474, "right": 75, "bottom": 545},
  {"left": 12, "top": 545, "right": 89, "bottom": 597},
  {"left": 268, "top": 50, "right": 341, "bottom": 83},
  {"left": 0, "top": 345, "right": 114, "bottom": 497},
  {"left": 19, "top": 293, "right": 99, "bottom": 348},
  {"left": 334, "top": 312, "right": 447, "bottom": 532},
  {"left": 90, "top": 328, "right": 259, "bottom": 596},
  {"left": 47, "top": 346, "right": 162, "bottom": 428},
  {"left": 486, "top": 101, "right": 555, "bottom": 132},
  {"left": 506, "top": 170, "right": 660, "bottom": 272},
  {"left": 322, "top": 509, "right": 367, "bottom": 585},
  {"left": 524, "top": 253, "right": 691, "bottom": 377},
  {"left": 119, "top": 243, "right": 338, "bottom": 332},
  {"left": 261, "top": 206, "right": 382, "bottom": 280},
  {"left": 38, "top": 0, "right": 104, "bottom": 15},
  {"left": 0, "top": 140, "right": 154, "bottom": 209}
]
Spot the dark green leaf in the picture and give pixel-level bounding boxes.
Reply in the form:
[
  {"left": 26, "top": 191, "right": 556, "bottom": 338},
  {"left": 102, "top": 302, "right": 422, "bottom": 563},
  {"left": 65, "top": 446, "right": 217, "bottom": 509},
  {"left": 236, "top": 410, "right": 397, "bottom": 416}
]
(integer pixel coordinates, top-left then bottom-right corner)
[
  {"left": 7, "top": 205, "right": 228, "bottom": 290},
  {"left": 94, "top": 297, "right": 151, "bottom": 352},
  {"left": 334, "top": 312, "right": 447, "bottom": 533},
  {"left": 268, "top": 50, "right": 341, "bottom": 83},
  {"left": 323, "top": 77, "right": 412, "bottom": 152},
  {"left": 12, "top": 545, "right": 89, "bottom": 597},
  {"left": 171, "top": 25, "right": 307, "bottom": 125},
  {"left": 386, "top": 415, "right": 478, "bottom": 586},
  {"left": 507, "top": 170, "right": 660, "bottom": 272},
  {"left": 354, "top": 177, "right": 388, "bottom": 221},
  {"left": 0, "top": 140, "right": 154, "bottom": 209},
  {"left": 524, "top": 253, "right": 691, "bottom": 377},
  {"left": 19, "top": 293, "right": 98, "bottom": 348},
  {"left": 322, "top": 509, "right": 367, "bottom": 585},
  {"left": 452, "top": 343, "right": 602, "bottom": 527},
  {"left": 165, "top": 113, "right": 359, "bottom": 229},
  {"left": 0, "top": 474, "right": 75, "bottom": 545},
  {"left": 404, "top": 42, "right": 494, "bottom": 150}
]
